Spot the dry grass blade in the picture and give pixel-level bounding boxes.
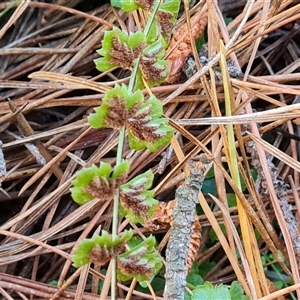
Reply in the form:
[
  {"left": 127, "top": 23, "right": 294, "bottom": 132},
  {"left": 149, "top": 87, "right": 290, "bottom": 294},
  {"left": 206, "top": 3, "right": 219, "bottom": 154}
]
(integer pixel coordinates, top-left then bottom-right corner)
[
  {"left": 0, "top": 229, "right": 70, "bottom": 261},
  {"left": 29, "top": 71, "right": 111, "bottom": 93},
  {"left": 176, "top": 103, "right": 300, "bottom": 125},
  {"left": 221, "top": 38, "right": 266, "bottom": 297},
  {"left": 233, "top": 78, "right": 300, "bottom": 96},
  {"left": 247, "top": 131, "right": 300, "bottom": 174},
  {"left": 0, "top": 0, "right": 29, "bottom": 40},
  {"left": 0, "top": 178, "right": 69, "bottom": 231},
  {"left": 166, "top": 3, "right": 208, "bottom": 83},
  {"left": 0, "top": 79, "right": 82, "bottom": 90},
  {"left": 163, "top": 0, "right": 255, "bottom": 105},
  {"left": 18, "top": 127, "right": 91, "bottom": 195},
  {"left": 3, "top": 119, "right": 87, "bottom": 148},
  {"left": 0, "top": 47, "right": 78, "bottom": 55},
  {"left": 258, "top": 283, "right": 300, "bottom": 300}
]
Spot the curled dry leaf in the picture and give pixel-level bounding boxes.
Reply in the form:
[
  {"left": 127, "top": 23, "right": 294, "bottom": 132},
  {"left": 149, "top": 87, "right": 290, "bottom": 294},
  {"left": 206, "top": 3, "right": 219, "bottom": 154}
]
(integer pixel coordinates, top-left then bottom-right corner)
[
  {"left": 144, "top": 200, "right": 174, "bottom": 231},
  {"left": 166, "top": 7, "right": 208, "bottom": 83}
]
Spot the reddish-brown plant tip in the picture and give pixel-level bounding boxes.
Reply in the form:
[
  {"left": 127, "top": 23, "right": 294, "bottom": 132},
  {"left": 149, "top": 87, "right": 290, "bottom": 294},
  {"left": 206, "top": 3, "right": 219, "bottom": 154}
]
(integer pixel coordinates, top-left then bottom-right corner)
[{"left": 166, "top": 9, "right": 208, "bottom": 83}]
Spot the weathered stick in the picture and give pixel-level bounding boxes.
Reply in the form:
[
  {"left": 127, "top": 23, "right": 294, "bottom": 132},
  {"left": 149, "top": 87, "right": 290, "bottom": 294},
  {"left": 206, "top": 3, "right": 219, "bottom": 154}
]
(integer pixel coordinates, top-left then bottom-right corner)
[{"left": 164, "top": 154, "right": 213, "bottom": 300}]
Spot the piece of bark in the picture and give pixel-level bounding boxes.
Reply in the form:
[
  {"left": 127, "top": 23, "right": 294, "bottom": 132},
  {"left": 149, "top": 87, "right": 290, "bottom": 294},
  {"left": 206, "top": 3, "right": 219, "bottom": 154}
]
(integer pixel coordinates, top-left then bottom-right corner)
[{"left": 164, "top": 154, "right": 213, "bottom": 300}]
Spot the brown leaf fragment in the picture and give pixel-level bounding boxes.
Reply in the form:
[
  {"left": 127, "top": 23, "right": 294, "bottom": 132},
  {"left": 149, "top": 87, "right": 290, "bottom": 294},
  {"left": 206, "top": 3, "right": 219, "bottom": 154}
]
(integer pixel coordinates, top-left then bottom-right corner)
[
  {"left": 115, "top": 171, "right": 129, "bottom": 187},
  {"left": 127, "top": 118, "right": 163, "bottom": 143},
  {"left": 140, "top": 42, "right": 167, "bottom": 83},
  {"left": 127, "top": 104, "right": 163, "bottom": 143},
  {"left": 144, "top": 201, "right": 174, "bottom": 231},
  {"left": 104, "top": 94, "right": 162, "bottom": 144}
]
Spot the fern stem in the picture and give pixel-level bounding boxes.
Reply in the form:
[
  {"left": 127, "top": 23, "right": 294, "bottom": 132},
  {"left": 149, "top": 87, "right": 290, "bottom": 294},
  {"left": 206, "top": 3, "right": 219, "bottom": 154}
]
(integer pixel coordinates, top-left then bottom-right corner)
[
  {"left": 111, "top": 2, "right": 161, "bottom": 297},
  {"left": 144, "top": 0, "right": 160, "bottom": 36},
  {"left": 127, "top": 0, "right": 160, "bottom": 93},
  {"left": 111, "top": 126, "right": 126, "bottom": 299},
  {"left": 112, "top": 125, "right": 126, "bottom": 239}
]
